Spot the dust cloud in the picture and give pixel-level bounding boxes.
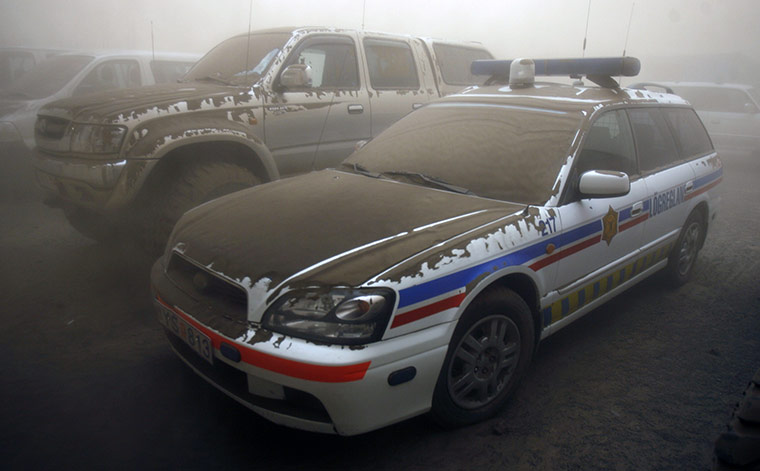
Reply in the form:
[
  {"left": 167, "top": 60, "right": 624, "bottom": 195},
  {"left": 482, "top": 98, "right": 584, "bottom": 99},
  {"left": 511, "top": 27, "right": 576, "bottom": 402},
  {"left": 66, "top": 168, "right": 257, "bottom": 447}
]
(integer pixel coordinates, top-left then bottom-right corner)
[{"left": 1, "top": 0, "right": 758, "bottom": 84}]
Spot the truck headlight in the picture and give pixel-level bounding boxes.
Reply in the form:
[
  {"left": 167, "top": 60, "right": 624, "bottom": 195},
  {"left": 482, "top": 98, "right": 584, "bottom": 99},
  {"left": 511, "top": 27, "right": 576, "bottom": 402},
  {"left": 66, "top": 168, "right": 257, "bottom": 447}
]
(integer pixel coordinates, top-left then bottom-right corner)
[
  {"left": 262, "top": 288, "right": 395, "bottom": 345},
  {"left": 0, "top": 121, "right": 21, "bottom": 143},
  {"left": 69, "top": 124, "right": 126, "bottom": 154}
]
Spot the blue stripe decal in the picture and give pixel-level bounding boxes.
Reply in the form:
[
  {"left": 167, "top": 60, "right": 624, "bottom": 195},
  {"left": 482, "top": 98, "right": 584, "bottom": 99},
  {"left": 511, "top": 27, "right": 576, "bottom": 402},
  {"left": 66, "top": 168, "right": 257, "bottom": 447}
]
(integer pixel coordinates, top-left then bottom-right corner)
[
  {"left": 397, "top": 218, "right": 602, "bottom": 309},
  {"left": 593, "top": 281, "right": 600, "bottom": 298},
  {"left": 561, "top": 298, "right": 570, "bottom": 316},
  {"left": 577, "top": 289, "right": 586, "bottom": 307},
  {"left": 694, "top": 167, "right": 723, "bottom": 188},
  {"left": 542, "top": 307, "right": 552, "bottom": 326}
]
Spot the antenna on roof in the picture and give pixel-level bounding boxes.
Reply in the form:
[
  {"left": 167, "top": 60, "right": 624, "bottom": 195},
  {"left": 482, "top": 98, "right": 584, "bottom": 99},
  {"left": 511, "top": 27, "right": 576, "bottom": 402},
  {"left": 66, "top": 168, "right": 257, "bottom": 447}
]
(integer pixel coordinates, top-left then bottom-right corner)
[
  {"left": 361, "top": 0, "right": 367, "bottom": 30},
  {"left": 620, "top": 1, "right": 636, "bottom": 84},
  {"left": 150, "top": 21, "right": 155, "bottom": 61},
  {"left": 582, "top": 0, "right": 591, "bottom": 58},
  {"left": 244, "top": 0, "right": 253, "bottom": 80}
]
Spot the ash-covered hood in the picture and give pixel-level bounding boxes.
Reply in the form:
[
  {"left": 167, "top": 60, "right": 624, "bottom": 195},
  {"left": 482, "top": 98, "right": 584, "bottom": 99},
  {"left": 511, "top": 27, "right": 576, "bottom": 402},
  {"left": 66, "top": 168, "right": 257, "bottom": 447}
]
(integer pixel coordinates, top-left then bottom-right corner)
[
  {"left": 37, "top": 81, "right": 261, "bottom": 126},
  {"left": 168, "top": 170, "right": 523, "bottom": 298}
]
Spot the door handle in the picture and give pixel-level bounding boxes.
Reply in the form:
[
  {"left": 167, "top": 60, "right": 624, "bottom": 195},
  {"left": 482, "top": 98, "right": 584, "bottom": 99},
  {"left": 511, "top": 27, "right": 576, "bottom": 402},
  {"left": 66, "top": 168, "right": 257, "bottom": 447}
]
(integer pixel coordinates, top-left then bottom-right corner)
[
  {"left": 631, "top": 202, "right": 644, "bottom": 217},
  {"left": 347, "top": 104, "right": 364, "bottom": 114},
  {"left": 412, "top": 103, "right": 423, "bottom": 110},
  {"left": 685, "top": 181, "right": 694, "bottom": 193}
]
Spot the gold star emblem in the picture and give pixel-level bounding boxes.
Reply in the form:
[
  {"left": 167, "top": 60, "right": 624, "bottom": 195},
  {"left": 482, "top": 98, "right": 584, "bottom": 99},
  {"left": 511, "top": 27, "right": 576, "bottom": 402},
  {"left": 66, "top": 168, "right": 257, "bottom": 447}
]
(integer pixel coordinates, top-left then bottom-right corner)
[{"left": 602, "top": 206, "right": 618, "bottom": 245}]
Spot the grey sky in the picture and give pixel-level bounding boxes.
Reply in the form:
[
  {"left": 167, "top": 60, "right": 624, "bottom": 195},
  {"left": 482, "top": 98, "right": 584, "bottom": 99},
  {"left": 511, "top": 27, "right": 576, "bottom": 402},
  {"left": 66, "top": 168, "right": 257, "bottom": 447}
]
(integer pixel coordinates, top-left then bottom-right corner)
[{"left": 1, "top": 0, "right": 758, "bottom": 81}]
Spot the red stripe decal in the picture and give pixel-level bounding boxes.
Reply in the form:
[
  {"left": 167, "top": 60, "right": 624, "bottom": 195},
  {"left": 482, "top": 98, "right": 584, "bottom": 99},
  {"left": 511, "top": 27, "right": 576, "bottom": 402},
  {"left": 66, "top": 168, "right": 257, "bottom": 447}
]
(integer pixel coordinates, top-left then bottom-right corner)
[
  {"left": 156, "top": 296, "right": 371, "bottom": 383},
  {"left": 529, "top": 235, "right": 602, "bottom": 271},
  {"left": 685, "top": 177, "right": 722, "bottom": 200},
  {"left": 619, "top": 213, "right": 649, "bottom": 232},
  {"left": 391, "top": 292, "right": 467, "bottom": 329}
]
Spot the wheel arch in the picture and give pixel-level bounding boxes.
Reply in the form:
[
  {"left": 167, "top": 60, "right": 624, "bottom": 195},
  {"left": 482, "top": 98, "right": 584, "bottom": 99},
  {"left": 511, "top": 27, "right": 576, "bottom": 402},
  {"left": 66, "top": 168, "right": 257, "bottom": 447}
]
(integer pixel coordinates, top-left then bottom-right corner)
[
  {"left": 457, "top": 267, "right": 544, "bottom": 349},
  {"left": 689, "top": 200, "right": 710, "bottom": 248}
]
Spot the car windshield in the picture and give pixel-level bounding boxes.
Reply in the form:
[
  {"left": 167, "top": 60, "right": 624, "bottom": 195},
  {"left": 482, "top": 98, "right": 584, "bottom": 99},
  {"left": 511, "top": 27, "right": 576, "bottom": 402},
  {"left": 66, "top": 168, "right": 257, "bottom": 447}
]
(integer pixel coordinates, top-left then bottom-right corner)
[
  {"left": 4, "top": 54, "right": 93, "bottom": 99},
  {"left": 345, "top": 102, "right": 582, "bottom": 204},
  {"left": 184, "top": 33, "right": 291, "bottom": 85}
]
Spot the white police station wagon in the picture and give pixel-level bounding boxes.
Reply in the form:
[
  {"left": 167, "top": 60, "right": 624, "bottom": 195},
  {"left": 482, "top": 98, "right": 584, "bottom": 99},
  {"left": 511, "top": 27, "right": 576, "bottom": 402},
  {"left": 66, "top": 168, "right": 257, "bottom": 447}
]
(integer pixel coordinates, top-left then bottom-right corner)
[{"left": 151, "top": 57, "right": 722, "bottom": 435}]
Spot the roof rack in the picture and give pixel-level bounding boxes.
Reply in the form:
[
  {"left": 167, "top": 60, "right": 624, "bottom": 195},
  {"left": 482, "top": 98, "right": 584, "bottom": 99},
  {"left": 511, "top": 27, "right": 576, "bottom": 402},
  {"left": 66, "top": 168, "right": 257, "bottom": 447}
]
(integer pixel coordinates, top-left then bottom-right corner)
[{"left": 471, "top": 57, "right": 641, "bottom": 89}]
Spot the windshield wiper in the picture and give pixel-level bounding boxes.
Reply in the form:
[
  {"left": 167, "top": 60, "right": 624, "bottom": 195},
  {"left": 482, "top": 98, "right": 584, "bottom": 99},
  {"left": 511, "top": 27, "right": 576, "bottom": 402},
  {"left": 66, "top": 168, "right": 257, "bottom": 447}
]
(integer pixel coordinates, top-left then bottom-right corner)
[
  {"left": 383, "top": 171, "right": 473, "bottom": 195},
  {"left": 341, "top": 162, "right": 381, "bottom": 178}
]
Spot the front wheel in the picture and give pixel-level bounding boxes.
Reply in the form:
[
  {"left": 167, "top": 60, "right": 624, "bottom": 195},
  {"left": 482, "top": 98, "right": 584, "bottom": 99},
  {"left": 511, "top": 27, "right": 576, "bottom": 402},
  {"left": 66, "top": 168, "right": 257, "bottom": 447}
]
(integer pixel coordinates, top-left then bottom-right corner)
[
  {"left": 430, "top": 286, "right": 535, "bottom": 427},
  {"left": 666, "top": 210, "right": 705, "bottom": 286}
]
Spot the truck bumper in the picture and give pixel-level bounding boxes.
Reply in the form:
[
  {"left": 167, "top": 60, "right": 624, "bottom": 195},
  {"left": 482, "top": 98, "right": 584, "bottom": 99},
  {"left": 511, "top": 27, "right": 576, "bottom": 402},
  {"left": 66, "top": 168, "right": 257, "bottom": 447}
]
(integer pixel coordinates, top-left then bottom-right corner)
[{"left": 33, "top": 148, "right": 156, "bottom": 211}]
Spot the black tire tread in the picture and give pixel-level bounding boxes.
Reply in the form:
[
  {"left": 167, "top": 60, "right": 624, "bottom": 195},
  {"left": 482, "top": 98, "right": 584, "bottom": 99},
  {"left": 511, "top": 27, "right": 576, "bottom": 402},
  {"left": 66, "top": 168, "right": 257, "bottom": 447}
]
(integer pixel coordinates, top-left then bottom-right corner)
[{"left": 714, "top": 369, "right": 760, "bottom": 470}]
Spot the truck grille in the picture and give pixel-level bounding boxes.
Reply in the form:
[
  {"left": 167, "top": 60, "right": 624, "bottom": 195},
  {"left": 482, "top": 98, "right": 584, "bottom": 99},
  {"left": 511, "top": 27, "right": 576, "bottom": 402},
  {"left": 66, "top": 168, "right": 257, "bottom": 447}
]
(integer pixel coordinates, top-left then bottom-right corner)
[{"left": 166, "top": 253, "right": 248, "bottom": 322}]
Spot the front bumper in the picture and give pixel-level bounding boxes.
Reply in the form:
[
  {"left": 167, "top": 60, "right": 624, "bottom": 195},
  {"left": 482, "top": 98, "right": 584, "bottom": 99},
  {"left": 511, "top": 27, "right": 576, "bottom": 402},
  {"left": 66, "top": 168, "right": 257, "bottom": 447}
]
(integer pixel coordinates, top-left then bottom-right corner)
[
  {"left": 33, "top": 148, "right": 157, "bottom": 211},
  {"left": 151, "top": 259, "right": 454, "bottom": 436}
]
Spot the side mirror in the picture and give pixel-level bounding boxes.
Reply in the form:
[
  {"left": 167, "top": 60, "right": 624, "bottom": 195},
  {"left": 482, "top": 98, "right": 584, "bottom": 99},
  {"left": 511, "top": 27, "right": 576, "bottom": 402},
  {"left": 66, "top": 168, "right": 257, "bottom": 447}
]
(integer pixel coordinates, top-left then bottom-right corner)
[
  {"left": 578, "top": 170, "right": 630, "bottom": 198},
  {"left": 743, "top": 102, "right": 758, "bottom": 114},
  {"left": 354, "top": 139, "right": 369, "bottom": 152},
  {"left": 279, "top": 64, "right": 312, "bottom": 89}
]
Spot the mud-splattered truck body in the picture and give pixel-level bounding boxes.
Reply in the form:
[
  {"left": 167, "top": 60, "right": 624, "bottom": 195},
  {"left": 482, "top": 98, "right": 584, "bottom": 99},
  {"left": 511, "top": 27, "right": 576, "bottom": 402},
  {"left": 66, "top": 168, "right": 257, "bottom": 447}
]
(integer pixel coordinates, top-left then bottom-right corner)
[{"left": 31, "top": 27, "right": 492, "bottom": 250}]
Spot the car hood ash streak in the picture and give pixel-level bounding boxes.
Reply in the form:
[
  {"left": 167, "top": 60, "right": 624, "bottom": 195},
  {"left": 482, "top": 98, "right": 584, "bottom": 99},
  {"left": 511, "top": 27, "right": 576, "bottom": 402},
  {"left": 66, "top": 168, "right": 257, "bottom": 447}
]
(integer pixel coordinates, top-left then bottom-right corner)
[
  {"left": 168, "top": 170, "right": 524, "bottom": 296},
  {"left": 38, "top": 82, "right": 258, "bottom": 125}
]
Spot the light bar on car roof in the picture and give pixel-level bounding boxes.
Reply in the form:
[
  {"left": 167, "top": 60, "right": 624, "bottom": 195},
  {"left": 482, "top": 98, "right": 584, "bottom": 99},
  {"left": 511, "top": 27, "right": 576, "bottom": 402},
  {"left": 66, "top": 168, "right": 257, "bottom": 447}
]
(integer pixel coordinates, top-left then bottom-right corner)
[{"left": 471, "top": 57, "right": 641, "bottom": 78}]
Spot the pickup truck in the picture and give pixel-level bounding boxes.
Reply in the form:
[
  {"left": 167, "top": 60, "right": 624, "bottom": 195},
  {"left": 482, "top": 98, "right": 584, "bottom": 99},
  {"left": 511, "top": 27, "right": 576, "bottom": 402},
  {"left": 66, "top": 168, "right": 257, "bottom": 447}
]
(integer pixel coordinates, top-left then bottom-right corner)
[{"left": 32, "top": 27, "right": 492, "bottom": 252}]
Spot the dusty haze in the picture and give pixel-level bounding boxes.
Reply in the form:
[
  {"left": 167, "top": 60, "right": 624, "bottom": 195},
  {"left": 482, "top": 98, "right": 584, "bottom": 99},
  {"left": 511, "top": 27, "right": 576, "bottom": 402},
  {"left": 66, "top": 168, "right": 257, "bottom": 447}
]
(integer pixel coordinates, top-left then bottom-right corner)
[{"left": 1, "top": 0, "right": 759, "bottom": 84}]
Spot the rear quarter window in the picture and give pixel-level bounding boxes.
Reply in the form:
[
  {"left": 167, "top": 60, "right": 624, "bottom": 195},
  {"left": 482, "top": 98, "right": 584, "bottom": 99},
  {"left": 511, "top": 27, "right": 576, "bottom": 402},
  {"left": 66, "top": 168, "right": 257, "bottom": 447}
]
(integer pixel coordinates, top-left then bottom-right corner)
[
  {"left": 432, "top": 43, "right": 492, "bottom": 85},
  {"left": 662, "top": 107, "right": 714, "bottom": 159}
]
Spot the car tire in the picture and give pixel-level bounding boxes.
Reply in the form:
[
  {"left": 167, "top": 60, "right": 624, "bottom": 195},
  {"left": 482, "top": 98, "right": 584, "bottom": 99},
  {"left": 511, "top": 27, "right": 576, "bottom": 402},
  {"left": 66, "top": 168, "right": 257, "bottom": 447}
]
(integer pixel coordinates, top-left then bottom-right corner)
[
  {"left": 430, "top": 286, "right": 535, "bottom": 428},
  {"left": 141, "top": 161, "right": 259, "bottom": 255},
  {"left": 665, "top": 210, "right": 705, "bottom": 286},
  {"left": 714, "top": 369, "right": 760, "bottom": 470},
  {"left": 63, "top": 207, "right": 118, "bottom": 243}
]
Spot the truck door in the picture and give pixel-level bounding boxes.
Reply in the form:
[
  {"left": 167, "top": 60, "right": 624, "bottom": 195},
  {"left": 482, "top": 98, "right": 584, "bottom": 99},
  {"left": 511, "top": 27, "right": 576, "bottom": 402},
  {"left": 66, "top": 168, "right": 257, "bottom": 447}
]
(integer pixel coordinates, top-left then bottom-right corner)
[
  {"left": 265, "top": 34, "right": 370, "bottom": 176},
  {"left": 361, "top": 37, "right": 435, "bottom": 137}
]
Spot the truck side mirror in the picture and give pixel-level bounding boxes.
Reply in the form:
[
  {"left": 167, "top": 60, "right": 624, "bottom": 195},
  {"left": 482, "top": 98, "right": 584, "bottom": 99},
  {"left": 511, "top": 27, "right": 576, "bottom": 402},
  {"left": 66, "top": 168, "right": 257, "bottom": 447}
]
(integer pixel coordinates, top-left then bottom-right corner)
[
  {"left": 280, "top": 64, "right": 312, "bottom": 89},
  {"left": 578, "top": 170, "right": 630, "bottom": 198}
]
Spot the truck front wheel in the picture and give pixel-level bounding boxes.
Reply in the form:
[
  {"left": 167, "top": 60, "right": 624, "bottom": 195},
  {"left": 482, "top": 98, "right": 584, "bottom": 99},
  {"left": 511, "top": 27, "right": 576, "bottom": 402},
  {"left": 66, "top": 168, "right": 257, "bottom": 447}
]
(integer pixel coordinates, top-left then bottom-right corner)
[{"left": 140, "top": 161, "right": 259, "bottom": 255}]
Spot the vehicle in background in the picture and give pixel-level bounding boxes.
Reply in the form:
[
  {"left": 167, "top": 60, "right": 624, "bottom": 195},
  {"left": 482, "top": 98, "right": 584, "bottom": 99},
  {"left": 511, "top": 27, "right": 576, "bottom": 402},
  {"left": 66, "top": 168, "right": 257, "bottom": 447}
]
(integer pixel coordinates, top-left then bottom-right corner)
[
  {"left": 150, "top": 57, "right": 721, "bottom": 435},
  {"left": 0, "top": 47, "right": 67, "bottom": 89},
  {"left": 32, "top": 27, "right": 492, "bottom": 252},
  {"left": 632, "top": 82, "right": 760, "bottom": 156},
  {"left": 0, "top": 50, "right": 199, "bottom": 200}
]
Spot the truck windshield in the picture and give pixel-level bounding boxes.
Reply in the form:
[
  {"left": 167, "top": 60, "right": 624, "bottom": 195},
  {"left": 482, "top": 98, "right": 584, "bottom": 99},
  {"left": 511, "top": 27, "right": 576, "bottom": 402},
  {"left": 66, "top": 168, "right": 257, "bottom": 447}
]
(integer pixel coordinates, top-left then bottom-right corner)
[
  {"left": 344, "top": 102, "right": 582, "bottom": 204},
  {"left": 5, "top": 54, "right": 93, "bottom": 99},
  {"left": 185, "top": 33, "right": 291, "bottom": 85}
]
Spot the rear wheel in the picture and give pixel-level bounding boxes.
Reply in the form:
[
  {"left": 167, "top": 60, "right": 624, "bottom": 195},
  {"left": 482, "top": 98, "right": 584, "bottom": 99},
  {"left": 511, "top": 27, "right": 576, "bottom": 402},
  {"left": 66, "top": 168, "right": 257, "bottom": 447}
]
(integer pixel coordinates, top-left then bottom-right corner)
[
  {"left": 666, "top": 210, "right": 705, "bottom": 286},
  {"left": 139, "top": 161, "right": 259, "bottom": 255},
  {"left": 430, "top": 286, "right": 535, "bottom": 427}
]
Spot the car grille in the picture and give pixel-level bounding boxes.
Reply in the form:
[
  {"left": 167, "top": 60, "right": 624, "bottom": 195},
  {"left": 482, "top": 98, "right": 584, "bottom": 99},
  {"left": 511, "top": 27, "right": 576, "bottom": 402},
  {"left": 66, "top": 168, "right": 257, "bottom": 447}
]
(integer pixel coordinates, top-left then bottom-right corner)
[{"left": 166, "top": 253, "right": 248, "bottom": 323}]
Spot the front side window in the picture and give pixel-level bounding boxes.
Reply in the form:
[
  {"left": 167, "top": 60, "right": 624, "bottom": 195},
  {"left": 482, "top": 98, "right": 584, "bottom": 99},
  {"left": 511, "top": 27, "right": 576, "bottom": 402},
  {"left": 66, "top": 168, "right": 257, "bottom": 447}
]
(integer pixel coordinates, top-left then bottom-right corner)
[
  {"left": 662, "top": 107, "right": 714, "bottom": 158},
  {"left": 627, "top": 108, "right": 679, "bottom": 173},
  {"left": 285, "top": 38, "right": 359, "bottom": 89},
  {"left": 150, "top": 60, "right": 195, "bottom": 84},
  {"left": 364, "top": 38, "right": 419, "bottom": 89},
  {"left": 74, "top": 60, "right": 141, "bottom": 96},
  {"left": 576, "top": 110, "right": 637, "bottom": 176}
]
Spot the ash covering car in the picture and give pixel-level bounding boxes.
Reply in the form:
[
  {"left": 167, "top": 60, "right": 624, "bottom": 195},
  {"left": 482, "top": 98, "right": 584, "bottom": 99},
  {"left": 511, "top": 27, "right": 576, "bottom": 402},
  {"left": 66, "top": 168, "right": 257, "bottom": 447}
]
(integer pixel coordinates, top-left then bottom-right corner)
[{"left": 151, "top": 57, "right": 722, "bottom": 435}]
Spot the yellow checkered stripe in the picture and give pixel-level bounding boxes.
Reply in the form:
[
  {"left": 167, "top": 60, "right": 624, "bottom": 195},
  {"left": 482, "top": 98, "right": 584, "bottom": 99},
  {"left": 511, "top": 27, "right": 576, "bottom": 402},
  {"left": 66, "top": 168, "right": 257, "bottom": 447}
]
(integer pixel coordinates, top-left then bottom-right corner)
[{"left": 541, "top": 242, "right": 674, "bottom": 327}]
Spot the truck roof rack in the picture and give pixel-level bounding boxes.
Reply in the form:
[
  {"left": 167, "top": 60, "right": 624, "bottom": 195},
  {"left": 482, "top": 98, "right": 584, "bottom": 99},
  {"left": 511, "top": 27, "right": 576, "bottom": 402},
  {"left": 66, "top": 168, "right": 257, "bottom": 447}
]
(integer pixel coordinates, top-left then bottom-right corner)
[{"left": 471, "top": 57, "right": 641, "bottom": 89}]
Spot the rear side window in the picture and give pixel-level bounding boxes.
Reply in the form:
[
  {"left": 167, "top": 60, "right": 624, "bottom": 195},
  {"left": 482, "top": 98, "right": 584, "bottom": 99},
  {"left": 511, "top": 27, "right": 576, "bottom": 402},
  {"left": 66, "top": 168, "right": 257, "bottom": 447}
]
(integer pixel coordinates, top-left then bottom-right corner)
[
  {"left": 627, "top": 108, "right": 679, "bottom": 173},
  {"left": 675, "top": 86, "right": 758, "bottom": 114},
  {"left": 150, "top": 60, "right": 195, "bottom": 84},
  {"left": 364, "top": 38, "right": 419, "bottom": 89},
  {"left": 432, "top": 43, "right": 492, "bottom": 85},
  {"left": 662, "top": 108, "right": 713, "bottom": 158}
]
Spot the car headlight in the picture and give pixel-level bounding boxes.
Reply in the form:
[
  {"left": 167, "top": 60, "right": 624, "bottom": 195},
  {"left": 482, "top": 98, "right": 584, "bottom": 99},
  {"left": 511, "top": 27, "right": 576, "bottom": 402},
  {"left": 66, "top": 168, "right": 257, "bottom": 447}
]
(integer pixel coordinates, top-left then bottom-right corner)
[
  {"left": 262, "top": 287, "right": 395, "bottom": 345},
  {"left": 69, "top": 124, "right": 126, "bottom": 154},
  {"left": 0, "top": 121, "right": 21, "bottom": 143}
]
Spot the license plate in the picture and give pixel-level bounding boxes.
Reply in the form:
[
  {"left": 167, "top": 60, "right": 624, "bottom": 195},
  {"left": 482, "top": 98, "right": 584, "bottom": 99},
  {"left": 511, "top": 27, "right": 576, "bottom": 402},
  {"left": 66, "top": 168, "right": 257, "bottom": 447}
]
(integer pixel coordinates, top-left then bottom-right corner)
[{"left": 157, "top": 302, "right": 214, "bottom": 364}]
